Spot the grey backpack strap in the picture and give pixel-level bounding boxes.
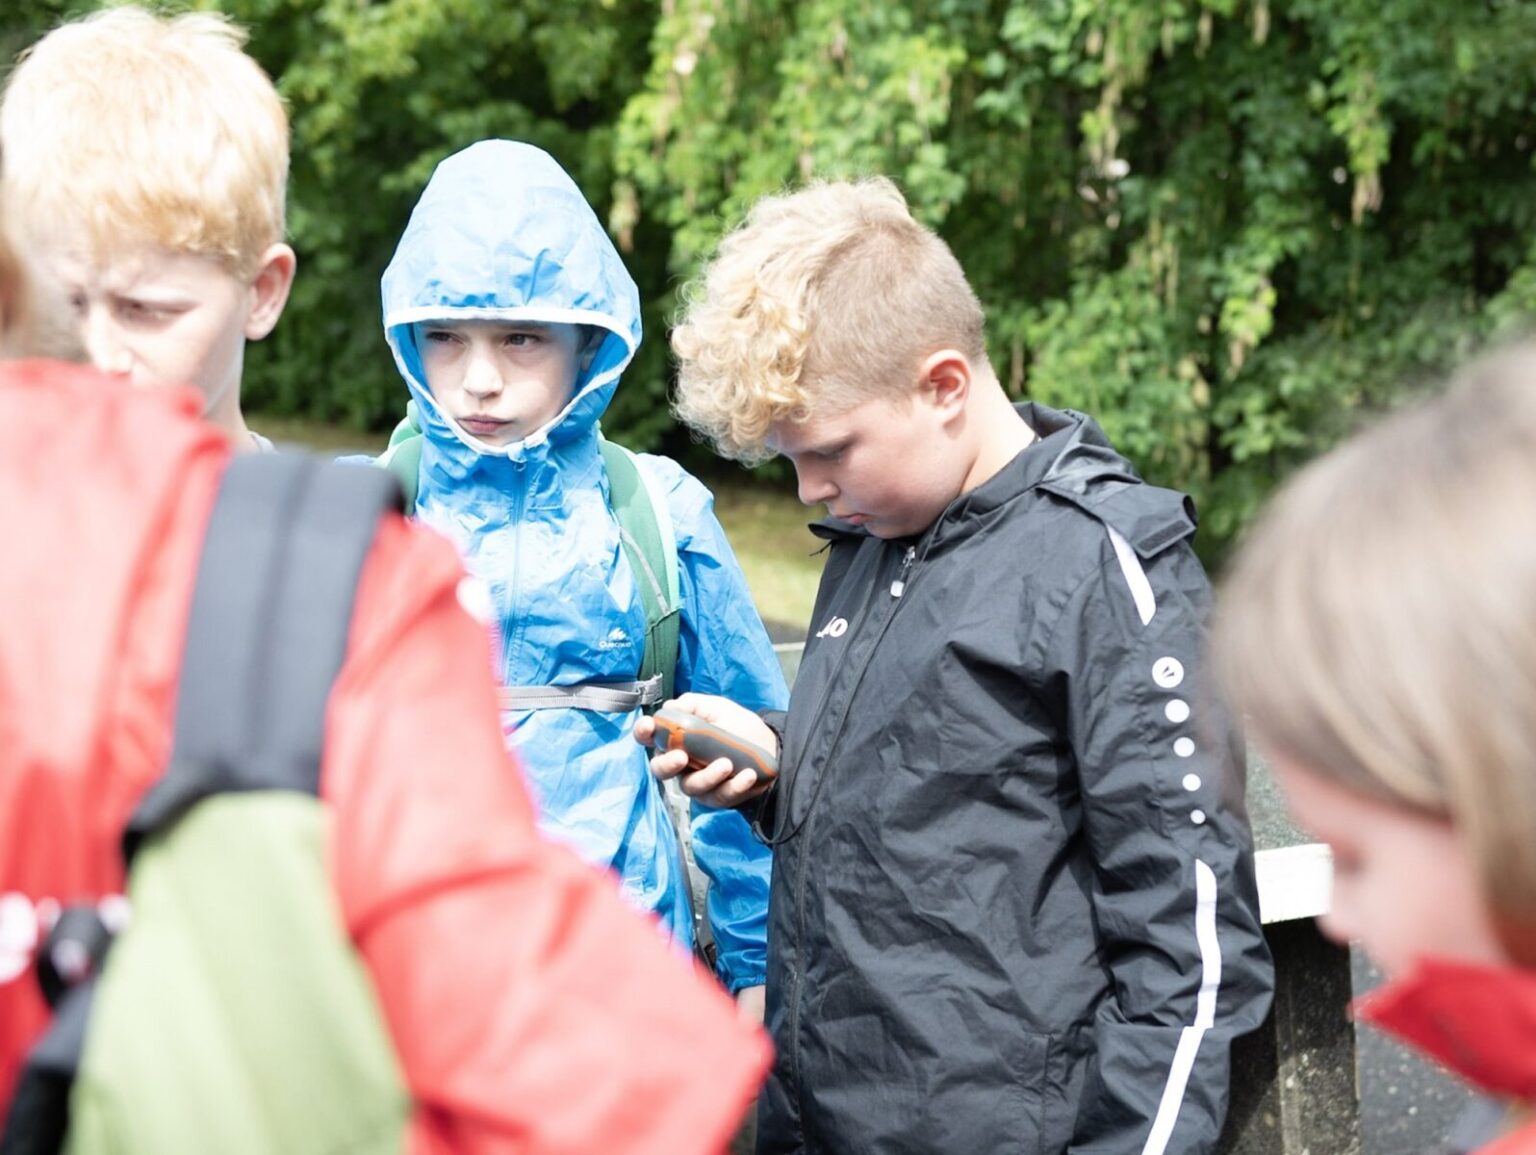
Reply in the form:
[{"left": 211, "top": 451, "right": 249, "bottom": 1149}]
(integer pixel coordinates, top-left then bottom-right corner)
[
  {"left": 125, "top": 453, "right": 401, "bottom": 859},
  {"left": 496, "top": 677, "right": 665, "bottom": 713}
]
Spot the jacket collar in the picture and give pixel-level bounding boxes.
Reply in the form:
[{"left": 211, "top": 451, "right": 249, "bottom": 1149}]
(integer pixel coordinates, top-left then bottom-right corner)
[
  {"left": 1354, "top": 958, "right": 1536, "bottom": 1101},
  {"left": 957, "top": 401, "right": 1139, "bottom": 516}
]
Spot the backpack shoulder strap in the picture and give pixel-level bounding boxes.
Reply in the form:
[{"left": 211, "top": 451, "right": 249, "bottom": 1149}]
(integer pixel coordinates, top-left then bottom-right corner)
[
  {"left": 599, "top": 436, "right": 681, "bottom": 705},
  {"left": 0, "top": 976, "right": 95, "bottom": 1154},
  {"left": 597, "top": 438, "right": 714, "bottom": 962},
  {"left": 126, "top": 452, "right": 402, "bottom": 857},
  {"left": 376, "top": 401, "right": 423, "bottom": 516}
]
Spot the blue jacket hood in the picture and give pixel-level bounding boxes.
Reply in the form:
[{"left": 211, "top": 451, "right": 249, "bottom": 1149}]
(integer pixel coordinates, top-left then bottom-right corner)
[{"left": 381, "top": 139, "right": 641, "bottom": 461}]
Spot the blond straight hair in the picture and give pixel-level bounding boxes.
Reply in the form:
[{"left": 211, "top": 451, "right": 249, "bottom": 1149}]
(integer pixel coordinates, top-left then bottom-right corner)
[
  {"left": 671, "top": 177, "right": 987, "bottom": 463},
  {"left": 0, "top": 163, "right": 81, "bottom": 361},
  {"left": 0, "top": 6, "right": 288, "bottom": 278},
  {"left": 0, "top": 196, "right": 25, "bottom": 350},
  {"left": 1212, "top": 342, "right": 1536, "bottom": 964}
]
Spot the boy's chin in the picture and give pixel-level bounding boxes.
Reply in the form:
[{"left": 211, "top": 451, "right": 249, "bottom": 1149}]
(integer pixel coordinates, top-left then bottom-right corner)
[{"left": 856, "top": 513, "right": 932, "bottom": 540}]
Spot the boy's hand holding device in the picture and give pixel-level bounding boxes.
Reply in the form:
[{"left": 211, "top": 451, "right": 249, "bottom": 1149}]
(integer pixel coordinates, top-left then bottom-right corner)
[{"left": 635, "top": 693, "right": 778, "bottom": 809}]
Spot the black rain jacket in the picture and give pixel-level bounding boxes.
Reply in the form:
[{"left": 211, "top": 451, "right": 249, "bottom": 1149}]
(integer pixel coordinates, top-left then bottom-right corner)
[{"left": 754, "top": 404, "right": 1274, "bottom": 1155}]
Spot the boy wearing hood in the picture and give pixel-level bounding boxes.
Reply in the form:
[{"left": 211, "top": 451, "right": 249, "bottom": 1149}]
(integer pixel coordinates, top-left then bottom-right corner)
[{"left": 378, "top": 140, "right": 785, "bottom": 1008}]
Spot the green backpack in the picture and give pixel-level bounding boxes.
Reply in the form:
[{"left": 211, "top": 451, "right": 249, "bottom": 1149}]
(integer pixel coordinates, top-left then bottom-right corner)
[
  {"left": 378, "top": 409, "right": 714, "bottom": 959},
  {"left": 1, "top": 455, "right": 410, "bottom": 1155}
]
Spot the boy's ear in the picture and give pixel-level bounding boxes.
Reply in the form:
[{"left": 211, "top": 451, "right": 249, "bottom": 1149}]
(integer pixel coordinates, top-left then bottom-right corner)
[
  {"left": 916, "top": 348, "right": 973, "bottom": 420},
  {"left": 244, "top": 242, "right": 297, "bottom": 341}
]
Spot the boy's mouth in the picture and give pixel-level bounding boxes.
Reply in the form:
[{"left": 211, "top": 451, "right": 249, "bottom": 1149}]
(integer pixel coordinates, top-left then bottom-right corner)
[{"left": 459, "top": 416, "right": 513, "bottom": 437}]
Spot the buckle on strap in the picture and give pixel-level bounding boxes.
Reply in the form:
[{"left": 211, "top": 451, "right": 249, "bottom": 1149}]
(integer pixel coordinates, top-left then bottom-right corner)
[
  {"left": 497, "top": 674, "right": 665, "bottom": 713},
  {"left": 36, "top": 906, "right": 114, "bottom": 1011}
]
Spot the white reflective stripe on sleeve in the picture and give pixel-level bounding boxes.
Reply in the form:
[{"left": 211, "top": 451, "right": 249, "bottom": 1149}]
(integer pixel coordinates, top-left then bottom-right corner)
[
  {"left": 1140, "top": 859, "right": 1221, "bottom": 1155},
  {"left": 1107, "top": 526, "right": 1156, "bottom": 625}
]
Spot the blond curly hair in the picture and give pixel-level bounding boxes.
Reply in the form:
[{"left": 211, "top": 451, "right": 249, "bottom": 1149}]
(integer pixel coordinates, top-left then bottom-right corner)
[{"left": 671, "top": 178, "right": 986, "bottom": 463}]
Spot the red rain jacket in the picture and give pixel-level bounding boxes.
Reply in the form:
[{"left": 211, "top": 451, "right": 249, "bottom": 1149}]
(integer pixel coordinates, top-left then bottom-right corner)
[
  {"left": 0, "top": 360, "right": 769, "bottom": 1154},
  {"left": 1355, "top": 957, "right": 1536, "bottom": 1154}
]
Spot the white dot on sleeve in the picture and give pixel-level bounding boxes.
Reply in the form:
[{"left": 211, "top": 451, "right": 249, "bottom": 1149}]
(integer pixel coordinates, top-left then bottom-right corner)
[{"left": 456, "top": 576, "right": 494, "bottom": 624}]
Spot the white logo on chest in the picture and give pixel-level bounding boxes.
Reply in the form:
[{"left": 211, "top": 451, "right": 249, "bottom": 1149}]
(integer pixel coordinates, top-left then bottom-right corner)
[{"left": 815, "top": 616, "right": 849, "bottom": 639}]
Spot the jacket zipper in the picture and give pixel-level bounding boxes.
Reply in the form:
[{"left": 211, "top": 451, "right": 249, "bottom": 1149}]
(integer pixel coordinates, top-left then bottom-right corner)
[
  {"left": 890, "top": 545, "right": 916, "bottom": 597},
  {"left": 788, "top": 536, "right": 923, "bottom": 1142},
  {"left": 501, "top": 459, "right": 529, "bottom": 678}
]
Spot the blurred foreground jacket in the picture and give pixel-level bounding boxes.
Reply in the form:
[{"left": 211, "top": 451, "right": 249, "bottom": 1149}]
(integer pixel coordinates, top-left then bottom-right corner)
[{"left": 0, "top": 360, "right": 769, "bottom": 1154}]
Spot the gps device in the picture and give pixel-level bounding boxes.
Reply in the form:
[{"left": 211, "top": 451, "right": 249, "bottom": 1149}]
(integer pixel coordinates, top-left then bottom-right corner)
[{"left": 650, "top": 705, "right": 779, "bottom": 785}]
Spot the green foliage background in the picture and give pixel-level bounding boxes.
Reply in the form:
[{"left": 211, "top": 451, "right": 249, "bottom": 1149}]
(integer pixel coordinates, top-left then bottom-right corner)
[{"left": 5, "top": 0, "right": 1536, "bottom": 560}]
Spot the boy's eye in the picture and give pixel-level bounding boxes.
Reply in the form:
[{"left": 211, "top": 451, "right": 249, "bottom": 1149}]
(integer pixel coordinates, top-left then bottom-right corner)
[
  {"left": 422, "top": 329, "right": 460, "bottom": 345},
  {"left": 504, "top": 331, "right": 540, "bottom": 347},
  {"left": 118, "top": 299, "right": 175, "bottom": 324}
]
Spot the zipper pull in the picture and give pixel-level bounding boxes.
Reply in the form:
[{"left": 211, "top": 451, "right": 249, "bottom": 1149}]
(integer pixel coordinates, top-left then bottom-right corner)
[{"left": 890, "top": 546, "right": 916, "bottom": 598}]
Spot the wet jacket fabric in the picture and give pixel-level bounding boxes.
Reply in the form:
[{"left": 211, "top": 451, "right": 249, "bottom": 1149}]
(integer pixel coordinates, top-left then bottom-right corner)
[
  {"left": 755, "top": 403, "right": 1274, "bottom": 1155},
  {"left": 379, "top": 140, "right": 785, "bottom": 989},
  {"left": 1356, "top": 959, "right": 1536, "bottom": 1155},
  {"left": 0, "top": 362, "right": 770, "bottom": 1154}
]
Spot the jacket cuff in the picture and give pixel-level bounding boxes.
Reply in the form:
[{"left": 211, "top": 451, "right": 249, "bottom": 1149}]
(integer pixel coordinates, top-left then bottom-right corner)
[
  {"left": 745, "top": 709, "right": 788, "bottom": 838},
  {"left": 759, "top": 709, "right": 787, "bottom": 753},
  {"left": 719, "top": 961, "right": 769, "bottom": 995}
]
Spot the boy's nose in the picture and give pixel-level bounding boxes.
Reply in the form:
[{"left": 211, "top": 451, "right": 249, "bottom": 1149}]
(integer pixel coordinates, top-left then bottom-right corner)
[
  {"left": 462, "top": 353, "right": 503, "bottom": 399},
  {"left": 81, "top": 312, "right": 132, "bottom": 377},
  {"left": 794, "top": 465, "right": 836, "bottom": 507}
]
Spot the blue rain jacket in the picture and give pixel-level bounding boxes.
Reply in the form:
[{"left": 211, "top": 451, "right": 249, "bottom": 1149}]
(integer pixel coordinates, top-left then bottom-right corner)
[{"left": 379, "top": 140, "right": 786, "bottom": 990}]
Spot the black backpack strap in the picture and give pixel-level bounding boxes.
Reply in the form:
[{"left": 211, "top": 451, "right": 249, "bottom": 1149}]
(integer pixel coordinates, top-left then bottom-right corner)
[
  {"left": 0, "top": 982, "right": 95, "bottom": 1155},
  {"left": 126, "top": 453, "right": 400, "bottom": 858}
]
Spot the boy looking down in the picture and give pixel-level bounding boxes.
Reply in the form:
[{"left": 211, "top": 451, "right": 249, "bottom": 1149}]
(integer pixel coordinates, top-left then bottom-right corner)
[{"left": 645, "top": 177, "right": 1274, "bottom": 1155}]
